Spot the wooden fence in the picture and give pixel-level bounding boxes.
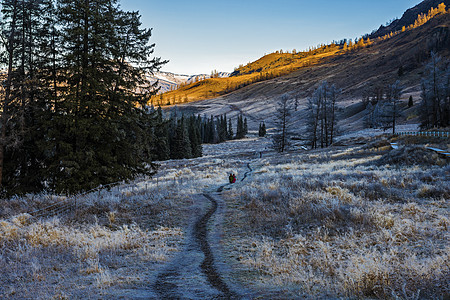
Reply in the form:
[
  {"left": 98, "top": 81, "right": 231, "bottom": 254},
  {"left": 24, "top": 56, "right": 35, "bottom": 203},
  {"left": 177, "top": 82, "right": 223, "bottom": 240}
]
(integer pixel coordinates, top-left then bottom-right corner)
[{"left": 394, "top": 131, "right": 450, "bottom": 137}]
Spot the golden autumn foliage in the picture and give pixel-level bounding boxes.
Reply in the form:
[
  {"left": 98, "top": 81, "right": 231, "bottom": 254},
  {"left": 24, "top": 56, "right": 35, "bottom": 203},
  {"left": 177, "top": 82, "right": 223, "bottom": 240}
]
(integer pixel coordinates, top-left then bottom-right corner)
[
  {"left": 378, "top": 2, "right": 448, "bottom": 41},
  {"left": 151, "top": 3, "right": 448, "bottom": 107}
]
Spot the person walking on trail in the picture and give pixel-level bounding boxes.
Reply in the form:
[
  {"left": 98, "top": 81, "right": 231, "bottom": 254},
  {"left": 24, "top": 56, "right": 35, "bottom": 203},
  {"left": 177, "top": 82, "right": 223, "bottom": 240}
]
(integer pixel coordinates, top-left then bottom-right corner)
[{"left": 229, "top": 173, "right": 237, "bottom": 184}]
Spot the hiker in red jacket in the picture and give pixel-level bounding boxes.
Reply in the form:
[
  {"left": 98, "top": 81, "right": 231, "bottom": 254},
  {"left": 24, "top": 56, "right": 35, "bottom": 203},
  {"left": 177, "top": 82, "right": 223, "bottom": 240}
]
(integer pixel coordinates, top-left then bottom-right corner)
[
  {"left": 229, "top": 173, "right": 237, "bottom": 183},
  {"left": 229, "top": 173, "right": 234, "bottom": 183},
  {"left": 231, "top": 174, "right": 236, "bottom": 183}
]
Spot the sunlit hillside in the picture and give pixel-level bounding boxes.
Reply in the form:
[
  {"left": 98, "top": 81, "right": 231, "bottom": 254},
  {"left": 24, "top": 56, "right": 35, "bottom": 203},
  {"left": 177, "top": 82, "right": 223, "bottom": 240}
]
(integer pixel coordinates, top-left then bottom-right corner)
[
  {"left": 151, "top": 45, "right": 343, "bottom": 106},
  {"left": 150, "top": 2, "right": 449, "bottom": 107}
]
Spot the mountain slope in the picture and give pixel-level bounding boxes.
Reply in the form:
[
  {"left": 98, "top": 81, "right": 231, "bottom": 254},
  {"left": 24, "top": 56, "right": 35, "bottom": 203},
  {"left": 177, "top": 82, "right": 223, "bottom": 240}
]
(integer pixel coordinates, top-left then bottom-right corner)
[
  {"left": 226, "top": 12, "right": 449, "bottom": 100},
  {"left": 148, "top": 71, "right": 230, "bottom": 94},
  {"left": 154, "top": 2, "right": 449, "bottom": 108},
  {"left": 172, "top": 10, "right": 449, "bottom": 139},
  {"left": 372, "top": 0, "right": 450, "bottom": 38},
  {"left": 153, "top": 47, "right": 342, "bottom": 105}
]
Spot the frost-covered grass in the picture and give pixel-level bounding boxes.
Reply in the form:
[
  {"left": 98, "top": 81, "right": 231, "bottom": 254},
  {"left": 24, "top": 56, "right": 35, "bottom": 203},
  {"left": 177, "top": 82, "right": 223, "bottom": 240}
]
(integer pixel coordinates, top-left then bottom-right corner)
[
  {"left": 1, "top": 135, "right": 448, "bottom": 298},
  {"left": 0, "top": 182, "right": 187, "bottom": 298},
  {"left": 0, "top": 137, "right": 259, "bottom": 298},
  {"left": 222, "top": 144, "right": 449, "bottom": 299}
]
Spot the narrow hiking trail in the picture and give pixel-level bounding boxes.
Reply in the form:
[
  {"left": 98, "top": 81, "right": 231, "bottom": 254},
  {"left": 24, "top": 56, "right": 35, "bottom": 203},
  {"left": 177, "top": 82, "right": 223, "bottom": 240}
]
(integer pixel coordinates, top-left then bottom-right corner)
[{"left": 153, "top": 163, "right": 253, "bottom": 299}]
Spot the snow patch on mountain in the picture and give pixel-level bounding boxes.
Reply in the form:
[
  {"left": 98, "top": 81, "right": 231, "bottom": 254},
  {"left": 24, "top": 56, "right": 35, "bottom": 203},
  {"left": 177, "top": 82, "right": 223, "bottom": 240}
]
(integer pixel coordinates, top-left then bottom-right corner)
[{"left": 149, "top": 71, "right": 230, "bottom": 93}]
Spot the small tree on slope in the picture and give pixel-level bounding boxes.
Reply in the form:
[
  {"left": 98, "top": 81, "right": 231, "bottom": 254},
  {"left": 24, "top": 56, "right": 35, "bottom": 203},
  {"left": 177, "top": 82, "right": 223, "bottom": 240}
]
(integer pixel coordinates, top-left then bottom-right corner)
[{"left": 272, "top": 95, "right": 292, "bottom": 152}]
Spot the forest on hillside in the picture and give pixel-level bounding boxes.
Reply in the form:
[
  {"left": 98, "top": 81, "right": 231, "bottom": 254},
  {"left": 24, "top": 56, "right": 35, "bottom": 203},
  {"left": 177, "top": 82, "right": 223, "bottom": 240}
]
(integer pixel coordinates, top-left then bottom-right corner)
[
  {"left": 0, "top": 0, "right": 168, "bottom": 195},
  {"left": 0, "top": 0, "right": 248, "bottom": 196}
]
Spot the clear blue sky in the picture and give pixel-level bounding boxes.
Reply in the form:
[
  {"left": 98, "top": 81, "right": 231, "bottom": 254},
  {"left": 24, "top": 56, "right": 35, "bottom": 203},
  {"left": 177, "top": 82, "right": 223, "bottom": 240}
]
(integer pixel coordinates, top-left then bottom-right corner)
[{"left": 120, "top": 0, "right": 423, "bottom": 75}]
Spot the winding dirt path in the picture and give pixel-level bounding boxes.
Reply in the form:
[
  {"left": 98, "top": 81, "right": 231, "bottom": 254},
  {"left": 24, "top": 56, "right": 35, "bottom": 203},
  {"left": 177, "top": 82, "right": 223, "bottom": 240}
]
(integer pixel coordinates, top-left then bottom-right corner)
[
  {"left": 198, "top": 193, "right": 239, "bottom": 298},
  {"left": 241, "top": 163, "right": 252, "bottom": 182},
  {"left": 153, "top": 164, "right": 253, "bottom": 299}
]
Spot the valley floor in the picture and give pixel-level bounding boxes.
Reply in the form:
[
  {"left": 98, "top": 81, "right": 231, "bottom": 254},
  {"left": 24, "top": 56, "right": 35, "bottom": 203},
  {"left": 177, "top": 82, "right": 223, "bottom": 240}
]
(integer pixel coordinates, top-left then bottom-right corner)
[{"left": 0, "top": 135, "right": 449, "bottom": 299}]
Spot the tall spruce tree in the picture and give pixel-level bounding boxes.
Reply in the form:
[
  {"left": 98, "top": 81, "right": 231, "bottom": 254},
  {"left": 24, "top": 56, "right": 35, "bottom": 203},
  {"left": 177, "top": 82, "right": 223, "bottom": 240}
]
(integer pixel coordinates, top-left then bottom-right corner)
[
  {"left": 259, "top": 122, "right": 266, "bottom": 137},
  {"left": 48, "top": 0, "right": 164, "bottom": 192},
  {"left": 218, "top": 114, "right": 227, "bottom": 142},
  {"left": 153, "top": 106, "right": 170, "bottom": 161},
  {"left": 210, "top": 115, "right": 218, "bottom": 143},
  {"left": 1, "top": 0, "right": 22, "bottom": 192},
  {"left": 235, "top": 114, "right": 245, "bottom": 139},
  {"left": 244, "top": 117, "right": 248, "bottom": 135},
  {"left": 188, "top": 115, "right": 202, "bottom": 158},
  {"left": 171, "top": 116, "right": 192, "bottom": 159},
  {"left": 0, "top": 0, "right": 165, "bottom": 194},
  {"left": 0, "top": 0, "right": 56, "bottom": 193},
  {"left": 408, "top": 96, "right": 414, "bottom": 107}
]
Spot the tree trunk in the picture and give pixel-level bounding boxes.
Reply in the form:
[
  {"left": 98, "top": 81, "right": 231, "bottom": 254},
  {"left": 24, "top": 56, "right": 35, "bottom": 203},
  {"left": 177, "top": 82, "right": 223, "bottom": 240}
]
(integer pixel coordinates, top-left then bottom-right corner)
[
  {"left": 392, "top": 99, "right": 396, "bottom": 135},
  {"left": 330, "top": 94, "right": 335, "bottom": 145},
  {"left": 312, "top": 95, "right": 321, "bottom": 149},
  {"left": 324, "top": 85, "right": 328, "bottom": 147},
  {"left": 0, "top": 0, "right": 19, "bottom": 190},
  {"left": 281, "top": 107, "right": 286, "bottom": 152}
]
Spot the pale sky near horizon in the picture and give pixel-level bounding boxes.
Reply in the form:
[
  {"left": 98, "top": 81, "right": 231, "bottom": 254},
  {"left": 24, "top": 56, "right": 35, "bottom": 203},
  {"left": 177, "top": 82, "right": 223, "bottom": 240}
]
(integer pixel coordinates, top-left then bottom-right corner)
[{"left": 120, "top": 0, "right": 423, "bottom": 75}]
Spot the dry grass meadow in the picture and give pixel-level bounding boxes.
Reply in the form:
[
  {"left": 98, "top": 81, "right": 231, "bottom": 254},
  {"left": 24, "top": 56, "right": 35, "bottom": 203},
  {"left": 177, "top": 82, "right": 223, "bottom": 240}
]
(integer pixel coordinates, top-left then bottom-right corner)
[
  {"left": 0, "top": 182, "right": 187, "bottom": 298},
  {"left": 222, "top": 138, "right": 449, "bottom": 299},
  {"left": 0, "top": 135, "right": 448, "bottom": 299},
  {"left": 0, "top": 138, "right": 256, "bottom": 299}
]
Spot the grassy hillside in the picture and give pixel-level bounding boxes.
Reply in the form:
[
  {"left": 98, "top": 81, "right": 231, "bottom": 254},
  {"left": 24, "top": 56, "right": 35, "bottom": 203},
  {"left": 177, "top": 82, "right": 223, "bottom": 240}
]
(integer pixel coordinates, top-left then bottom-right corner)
[
  {"left": 222, "top": 11, "right": 449, "bottom": 102},
  {"left": 150, "top": 47, "right": 341, "bottom": 106},
  {"left": 150, "top": 4, "right": 449, "bottom": 107}
]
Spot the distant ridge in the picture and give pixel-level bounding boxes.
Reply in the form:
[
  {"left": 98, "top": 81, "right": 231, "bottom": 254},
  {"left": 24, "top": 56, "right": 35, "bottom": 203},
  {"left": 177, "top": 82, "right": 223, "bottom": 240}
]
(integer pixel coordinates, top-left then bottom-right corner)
[
  {"left": 149, "top": 71, "right": 230, "bottom": 94},
  {"left": 371, "top": 0, "right": 450, "bottom": 38}
]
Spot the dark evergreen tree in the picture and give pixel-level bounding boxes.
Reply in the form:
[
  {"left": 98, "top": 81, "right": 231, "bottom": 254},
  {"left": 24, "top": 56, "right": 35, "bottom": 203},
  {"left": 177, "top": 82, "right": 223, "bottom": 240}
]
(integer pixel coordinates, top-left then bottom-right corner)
[
  {"left": 0, "top": 0, "right": 166, "bottom": 194},
  {"left": 397, "top": 65, "right": 404, "bottom": 77},
  {"left": 153, "top": 107, "right": 170, "bottom": 161},
  {"left": 408, "top": 95, "right": 414, "bottom": 108},
  {"left": 235, "top": 114, "right": 245, "bottom": 139},
  {"left": 45, "top": 0, "right": 166, "bottom": 193},
  {"left": 222, "top": 114, "right": 228, "bottom": 141},
  {"left": 259, "top": 122, "right": 266, "bottom": 137},
  {"left": 244, "top": 117, "right": 248, "bottom": 135},
  {"left": 227, "top": 118, "right": 233, "bottom": 139},
  {"left": 201, "top": 115, "right": 208, "bottom": 143},
  {"left": 210, "top": 115, "right": 218, "bottom": 143},
  {"left": 0, "top": 0, "right": 57, "bottom": 193},
  {"left": 171, "top": 116, "right": 192, "bottom": 159},
  {"left": 188, "top": 116, "right": 202, "bottom": 158},
  {"left": 218, "top": 115, "right": 226, "bottom": 142}
]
